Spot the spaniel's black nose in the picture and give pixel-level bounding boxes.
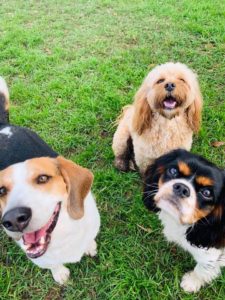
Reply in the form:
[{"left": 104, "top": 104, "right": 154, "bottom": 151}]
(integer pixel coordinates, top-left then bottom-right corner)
[
  {"left": 165, "top": 82, "right": 176, "bottom": 92},
  {"left": 2, "top": 207, "right": 32, "bottom": 232},
  {"left": 173, "top": 183, "right": 190, "bottom": 198}
]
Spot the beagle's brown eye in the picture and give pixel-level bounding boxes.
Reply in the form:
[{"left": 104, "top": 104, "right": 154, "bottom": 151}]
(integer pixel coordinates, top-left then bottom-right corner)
[
  {"left": 0, "top": 186, "right": 7, "bottom": 197},
  {"left": 156, "top": 78, "right": 165, "bottom": 84},
  {"left": 37, "top": 175, "right": 51, "bottom": 184}
]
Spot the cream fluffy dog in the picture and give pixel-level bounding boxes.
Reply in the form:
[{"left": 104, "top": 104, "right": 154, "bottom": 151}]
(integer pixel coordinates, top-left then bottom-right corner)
[{"left": 112, "top": 62, "right": 203, "bottom": 174}]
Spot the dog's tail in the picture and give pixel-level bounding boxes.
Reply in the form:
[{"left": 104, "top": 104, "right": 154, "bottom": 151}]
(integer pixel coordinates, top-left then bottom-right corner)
[
  {"left": 113, "top": 105, "right": 132, "bottom": 126},
  {"left": 0, "top": 77, "right": 10, "bottom": 124}
]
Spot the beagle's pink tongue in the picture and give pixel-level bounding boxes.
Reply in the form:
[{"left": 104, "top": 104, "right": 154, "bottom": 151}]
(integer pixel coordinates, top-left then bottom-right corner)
[
  {"left": 22, "top": 203, "right": 60, "bottom": 245},
  {"left": 23, "top": 223, "right": 49, "bottom": 244}
]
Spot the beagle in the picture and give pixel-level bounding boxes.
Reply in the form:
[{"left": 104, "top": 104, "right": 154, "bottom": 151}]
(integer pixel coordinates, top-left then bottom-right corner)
[{"left": 0, "top": 77, "right": 100, "bottom": 284}]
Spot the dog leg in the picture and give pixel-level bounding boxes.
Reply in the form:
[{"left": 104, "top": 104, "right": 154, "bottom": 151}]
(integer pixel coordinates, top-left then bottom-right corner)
[
  {"left": 85, "top": 240, "right": 97, "bottom": 257},
  {"left": 51, "top": 265, "right": 70, "bottom": 285},
  {"left": 112, "top": 110, "right": 133, "bottom": 172},
  {"left": 180, "top": 262, "right": 220, "bottom": 293}
]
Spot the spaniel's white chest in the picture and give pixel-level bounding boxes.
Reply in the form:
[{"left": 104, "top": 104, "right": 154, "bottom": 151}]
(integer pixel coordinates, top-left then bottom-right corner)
[
  {"left": 159, "top": 211, "right": 188, "bottom": 246},
  {"left": 158, "top": 211, "right": 222, "bottom": 264}
]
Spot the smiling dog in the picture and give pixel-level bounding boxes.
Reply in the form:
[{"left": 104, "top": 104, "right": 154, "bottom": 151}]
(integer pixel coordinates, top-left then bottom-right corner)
[
  {"left": 143, "top": 149, "right": 225, "bottom": 292},
  {"left": 0, "top": 77, "right": 100, "bottom": 284},
  {"left": 112, "top": 62, "right": 203, "bottom": 174}
]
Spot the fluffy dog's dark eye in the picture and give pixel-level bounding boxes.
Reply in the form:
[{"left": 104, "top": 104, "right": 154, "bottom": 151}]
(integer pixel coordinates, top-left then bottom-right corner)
[
  {"left": 179, "top": 78, "right": 186, "bottom": 83},
  {"left": 200, "top": 188, "right": 212, "bottom": 199},
  {"left": 37, "top": 175, "right": 51, "bottom": 184},
  {"left": 0, "top": 186, "right": 7, "bottom": 197},
  {"left": 168, "top": 167, "right": 178, "bottom": 177},
  {"left": 156, "top": 79, "right": 165, "bottom": 84}
]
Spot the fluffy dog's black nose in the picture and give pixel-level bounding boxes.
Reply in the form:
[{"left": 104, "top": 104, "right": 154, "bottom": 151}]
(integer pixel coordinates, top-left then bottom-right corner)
[
  {"left": 165, "top": 82, "right": 176, "bottom": 92},
  {"left": 2, "top": 207, "right": 32, "bottom": 232},
  {"left": 173, "top": 183, "right": 190, "bottom": 198}
]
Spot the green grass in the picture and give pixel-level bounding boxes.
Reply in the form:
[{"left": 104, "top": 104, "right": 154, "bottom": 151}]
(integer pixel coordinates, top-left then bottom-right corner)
[{"left": 0, "top": 0, "right": 225, "bottom": 299}]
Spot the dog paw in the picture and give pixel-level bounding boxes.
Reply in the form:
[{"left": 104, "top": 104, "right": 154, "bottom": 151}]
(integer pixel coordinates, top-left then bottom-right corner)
[
  {"left": 114, "top": 157, "right": 129, "bottom": 172},
  {"left": 51, "top": 265, "right": 70, "bottom": 285},
  {"left": 180, "top": 271, "right": 203, "bottom": 293},
  {"left": 85, "top": 240, "right": 97, "bottom": 257}
]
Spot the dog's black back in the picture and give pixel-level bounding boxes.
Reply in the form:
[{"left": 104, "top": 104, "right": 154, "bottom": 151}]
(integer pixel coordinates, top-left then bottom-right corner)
[{"left": 0, "top": 81, "right": 58, "bottom": 171}]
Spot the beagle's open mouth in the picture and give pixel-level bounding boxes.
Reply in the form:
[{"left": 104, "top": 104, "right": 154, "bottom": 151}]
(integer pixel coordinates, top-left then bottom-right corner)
[
  {"left": 163, "top": 96, "right": 177, "bottom": 110},
  {"left": 22, "top": 203, "right": 61, "bottom": 259}
]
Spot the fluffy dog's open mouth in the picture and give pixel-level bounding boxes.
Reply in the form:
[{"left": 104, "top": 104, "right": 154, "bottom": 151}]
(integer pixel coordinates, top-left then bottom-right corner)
[
  {"left": 22, "top": 203, "right": 61, "bottom": 259},
  {"left": 163, "top": 96, "right": 177, "bottom": 110}
]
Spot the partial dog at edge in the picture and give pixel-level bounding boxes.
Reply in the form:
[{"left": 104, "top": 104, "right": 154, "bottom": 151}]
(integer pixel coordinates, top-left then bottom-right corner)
[
  {"left": 112, "top": 62, "right": 203, "bottom": 174},
  {"left": 0, "top": 77, "right": 100, "bottom": 284},
  {"left": 143, "top": 149, "right": 225, "bottom": 293}
]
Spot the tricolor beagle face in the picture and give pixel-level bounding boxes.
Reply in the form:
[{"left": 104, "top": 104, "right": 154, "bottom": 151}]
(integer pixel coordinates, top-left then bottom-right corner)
[
  {"left": 144, "top": 149, "right": 225, "bottom": 226},
  {"left": 0, "top": 156, "right": 93, "bottom": 259}
]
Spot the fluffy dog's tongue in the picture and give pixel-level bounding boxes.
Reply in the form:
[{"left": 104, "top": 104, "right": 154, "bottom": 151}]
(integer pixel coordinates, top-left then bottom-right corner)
[{"left": 164, "top": 97, "right": 177, "bottom": 109}]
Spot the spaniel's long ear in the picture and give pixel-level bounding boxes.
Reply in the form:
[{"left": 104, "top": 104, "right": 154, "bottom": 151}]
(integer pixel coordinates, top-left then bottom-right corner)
[
  {"left": 186, "top": 80, "right": 203, "bottom": 133},
  {"left": 186, "top": 181, "right": 225, "bottom": 249},
  {"left": 143, "top": 149, "right": 186, "bottom": 212},
  {"left": 143, "top": 160, "right": 162, "bottom": 212},
  {"left": 57, "top": 156, "right": 94, "bottom": 220},
  {"left": 132, "top": 83, "right": 152, "bottom": 135}
]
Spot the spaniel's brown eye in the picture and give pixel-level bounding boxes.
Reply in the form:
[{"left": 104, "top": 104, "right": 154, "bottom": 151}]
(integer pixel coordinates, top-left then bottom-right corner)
[
  {"left": 201, "top": 188, "right": 212, "bottom": 199},
  {"left": 168, "top": 167, "right": 178, "bottom": 177},
  {"left": 0, "top": 186, "right": 7, "bottom": 197},
  {"left": 37, "top": 175, "right": 51, "bottom": 184},
  {"left": 156, "top": 78, "right": 165, "bottom": 84}
]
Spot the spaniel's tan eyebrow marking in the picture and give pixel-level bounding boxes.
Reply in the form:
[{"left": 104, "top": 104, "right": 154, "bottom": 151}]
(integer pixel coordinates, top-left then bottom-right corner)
[
  {"left": 178, "top": 161, "right": 191, "bottom": 176},
  {"left": 196, "top": 176, "right": 214, "bottom": 186},
  {"left": 157, "top": 165, "right": 164, "bottom": 174}
]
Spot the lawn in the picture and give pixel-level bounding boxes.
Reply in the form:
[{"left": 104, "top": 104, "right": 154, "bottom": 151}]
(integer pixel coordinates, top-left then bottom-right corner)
[{"left": 0, "top": 0, "right": 225, "bottom": 299}]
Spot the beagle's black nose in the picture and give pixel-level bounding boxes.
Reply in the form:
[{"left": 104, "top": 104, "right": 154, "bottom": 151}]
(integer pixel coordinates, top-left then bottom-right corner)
[
  {"left": 165, "top": 82, "right": 176, "bottom": 92},
  {"left": 173, "top": 183, "right": 190, "bottom": 198},
  {"left": 2, "top": 207, "right": 32, "bottom": 232}
]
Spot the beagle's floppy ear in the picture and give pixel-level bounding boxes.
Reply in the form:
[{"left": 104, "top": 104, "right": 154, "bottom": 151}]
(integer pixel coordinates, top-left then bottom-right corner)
[
  {"left": 57, "top": 156, "right": 94, "bottom": 220},
  {"left": 186, "top": 81, "right": 203, "bottom": 133},
  {"left": 132, "top": 83, "right": 152, "bottom": 135}
]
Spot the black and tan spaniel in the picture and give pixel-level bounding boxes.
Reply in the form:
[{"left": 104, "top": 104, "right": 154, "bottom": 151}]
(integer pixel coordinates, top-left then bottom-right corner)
[{"left": 143, "top": 149, "right": 225, "bottom": 292}]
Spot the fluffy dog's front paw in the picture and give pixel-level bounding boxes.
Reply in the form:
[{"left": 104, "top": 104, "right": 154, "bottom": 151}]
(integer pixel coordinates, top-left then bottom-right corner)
[
  {"left": 85, "top": 240, "right": 97, "bottom": 257},
  {"left": 114, "top": 157, "right": 129, "bottom": 172},
  {"left": 180, "top": 271, "right": 203, "bottom": 293},
  {"left": 51, "top": 265, "right": 70, "bottom": 285}
]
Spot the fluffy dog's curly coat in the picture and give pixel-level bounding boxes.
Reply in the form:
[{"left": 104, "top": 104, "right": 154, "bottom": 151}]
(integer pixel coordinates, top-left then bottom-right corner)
[{"left": 112, "top": 62, "right": 203, "bottom": 174}]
